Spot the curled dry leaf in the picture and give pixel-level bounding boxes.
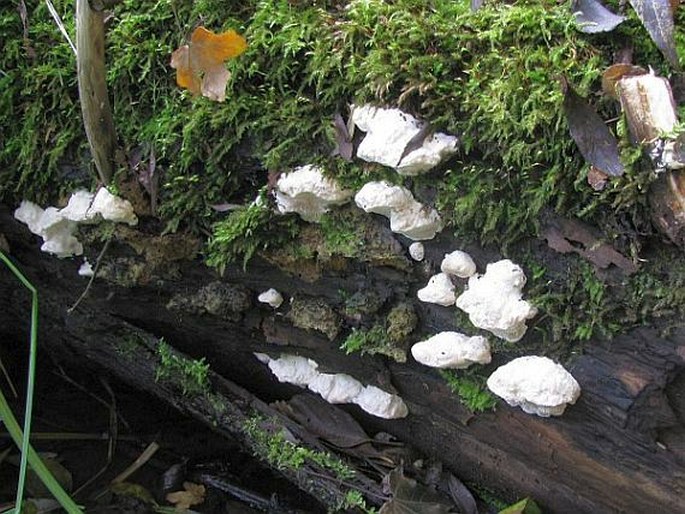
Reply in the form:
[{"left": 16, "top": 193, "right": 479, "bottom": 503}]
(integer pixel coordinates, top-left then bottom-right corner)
[
  {"left": 587, "top": 165, "right": 610, "bottom": 191},
  {"left": 171, "top": 26, "right": 247, "bottom": 102},
  {"left": 627, "top": 0, "right": 679, "bottom": 69},
  {"left": 166, "top": 481, "right": 206, "bottom": 511},
  {"left": 561, "top": 76, "right": 624, "bottom": 177},
  {"left": 571, "top": 0, "right": 626, "bottom": 33},
  {"left": 380, "top": 468, "right": 454, "bottom": 514}
]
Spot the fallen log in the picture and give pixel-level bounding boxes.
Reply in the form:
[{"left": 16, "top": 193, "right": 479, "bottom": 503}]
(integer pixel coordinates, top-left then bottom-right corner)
[{"left": 1, "top": 208, "right": 684, "bottom": 513}]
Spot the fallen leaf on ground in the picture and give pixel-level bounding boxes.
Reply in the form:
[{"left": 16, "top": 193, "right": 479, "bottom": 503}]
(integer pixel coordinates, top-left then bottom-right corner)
[
  {"left": 627, "top": 0, "right": 679, "bottom": 68},
  {"left": 499, "top": 497, "right": 542, "bottom": 514},
  {"left": 587, "top": 165, "right": 609, "bottom": 191},
  {"left": 331, "top": 112, "right": 354, "bottom": 161},
  {"left": 541, "top": 215, "right": 638, "bottom": 274},
  {"left": 166, "top": 481, "right": 206, "bottom": 511},
  {"left": 170, "top": 26, "right": 247, "bottom": 102},
  {"left": 561, "top": 76, "right": 624, "bottom": 177},
  {"left": 380, "top": 468, "right": 454, "bottom": 514},
  {"left": 571, "top": 0, "right": 626, "bottom": 33}
]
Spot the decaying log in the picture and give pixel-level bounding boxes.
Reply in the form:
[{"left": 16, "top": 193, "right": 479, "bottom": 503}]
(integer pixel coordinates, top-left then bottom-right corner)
[{"left": 1, "top": 208, "right": 684, "bottom": 513}]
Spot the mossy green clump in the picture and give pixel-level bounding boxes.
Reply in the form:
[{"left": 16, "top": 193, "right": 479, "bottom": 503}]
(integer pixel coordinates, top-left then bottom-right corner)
[
  {"left": 287, "top": 296, "right": 341, "bottom": 341},
  {"left": 155, "top": 338, "right": 211, "bottom": 397},
  {"left": 440, "top": 369, "right": 497, "bottom": 413}
]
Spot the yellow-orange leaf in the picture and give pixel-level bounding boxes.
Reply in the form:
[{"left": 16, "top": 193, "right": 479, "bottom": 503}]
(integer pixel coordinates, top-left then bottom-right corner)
[{"left": 170, "top": 26, "right": 247, "bottom": 102}]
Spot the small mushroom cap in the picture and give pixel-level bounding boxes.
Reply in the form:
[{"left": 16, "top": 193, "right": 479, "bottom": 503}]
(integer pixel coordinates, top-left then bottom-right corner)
[
  {"left": 486, "top": 356, "right": 581, "bottom": 417},
  {"left": 440, "top": 250, "right": 476, "bottom": 278},
  {"left": 353, "top": 385, "right": 408, "bottom": 419},
  {"left": 308, "top": 373, "right": 364, "bottom": 404},
  {"left": 411, "top": 332, "right": 491, "bottom": 369},
  {"left": 417, "top": 273, "right": 456, "bottom": 306},
  {"left": 258, "top": 288, "right": 284, "bottom": 309},
  {"left": 267, "top": 355, "right": 319, "bottom": 386},
  {"left": 389, "top": 203, "right": 443, "bottom": 241},
  {"left": 355, "top": 181, "right": 414, "bottom": 217}
]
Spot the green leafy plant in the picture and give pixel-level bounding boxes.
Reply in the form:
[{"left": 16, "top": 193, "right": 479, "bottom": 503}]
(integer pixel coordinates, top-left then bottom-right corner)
[{"left": 155, "top": 339, "right": 210, "bottom": 397}]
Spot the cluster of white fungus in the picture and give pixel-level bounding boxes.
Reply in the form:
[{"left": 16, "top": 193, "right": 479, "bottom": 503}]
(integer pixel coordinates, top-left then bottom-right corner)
[
  {"left": 355, "top": 181, "right": 442, "bottom": 240},
  {"left": 274, "top": 165, "right": 353, "bottom": 222},
  {"left": 258, "top": 288, "right": 284, "bottom": 309},
  {"left": 14, "top": 187, "right": 137, "bottom": 258},
  {"left": 256, "top": 353, "right": 408, "bottom": 419},
  {"left": 417, "top": 273, "right": 455, "bottom": 306},
  {"left": 455, "top": 259, "right": 537, "bottom": 342},
  {"left": 411, "top": 332, "right": 491, "bottom": 369},
  {"left": 351, "top": 105, "right": 458, "bottom": 176}
]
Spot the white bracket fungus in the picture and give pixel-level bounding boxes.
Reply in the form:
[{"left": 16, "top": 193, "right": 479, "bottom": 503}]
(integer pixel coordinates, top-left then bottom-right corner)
[
  {"left": 275, "top": 165, "right": 353, "bottom": 222},
  {"left": 58, "top": 190, "right": 98, "bottom": 223},
  {"left": 440, "top": 250, "right": 476, "bottom": 278},
  {"left": 258, "top": 288, "right": 284, "bottom": 309},
  {"left": 408, "top": 242, "right": 425, "bottom": 261},
  {"left": 417, "top": 273, "right": 455, "bottom": 306},
  {"left": 411, "top": 332, "right": 491, "bottom": 369},
  {"left": 256, "top": 354, "right": 408, "bottom": 419},
  {"left": 351, "top": 104, "right": 458, "bottom": 176},
  {"left": 355, "top": 181, "right": 442, "bottom": 240},
  {"left": 89, "top": 187, "right": 138, "bottom": 225},
  {"left": 486, "top": 356, "right": 581, "bottom": 417},
  {"left": 307, "top": 373, "right": 364, "bottom": 404},
  {"left": 352, "top": 385, "right": 409, "bottom": 419},
  {"left": 455, "top": 259, "right": 537, "bottom": 342},
  {"left": 14, "top": 201, "right": 83, "bottom": 258}
]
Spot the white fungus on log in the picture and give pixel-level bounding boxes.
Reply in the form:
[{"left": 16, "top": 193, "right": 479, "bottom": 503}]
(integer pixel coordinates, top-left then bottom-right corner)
[
  {"left": 14, "top": 201, "right": 83, "bottom": 258},
  {"left": 486, "top": 356, "right": 581, "bottom": 417},
  {"left": 417, "top": 273, "right": 456, "bottom": 306},
  {"left": 411, "top": 332, "right": 491, "bottom": 369},
  {"left": 440, "top": 250, "right": 476, "bottom": 278},
  {"left": 258, "top": 288, "right": 284, "bottom": 309},
  {"left": 455, "top": 259, "right": 537, "bottom": 342},
  {"left": 409, "top": 242, "right": 425, "bottom": 261},
  {"left": 351, "top": 104, "right": 458, "bottom": 176},
  {"left": 355, "top": 181, "right": 443, "bottom": 240},
  {"left": 274, "top": 164, "right": 353, "bottom": 222},
  {"left": 90, "top": 187, "right": 138, "bottom": 226},
  {"left": 256, "top": 353, "right": 408, "bottom": 419}
]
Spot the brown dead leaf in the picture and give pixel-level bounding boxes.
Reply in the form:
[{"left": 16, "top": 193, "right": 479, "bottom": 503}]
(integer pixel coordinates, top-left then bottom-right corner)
[
  {"left": 166, "top": 481, "right": 206, "bottom": 511},
  {"left": 601, "top": 64, "right": 647, "bottom": 99},
  {"left": 587, "top": 165, "right": 610, "bottom": 191},
  {"left": 380, "top": 468, "right": 455, "bottom": 514},
  {"left": 170, "top": 26, "right": 247, "bottom": 102}
]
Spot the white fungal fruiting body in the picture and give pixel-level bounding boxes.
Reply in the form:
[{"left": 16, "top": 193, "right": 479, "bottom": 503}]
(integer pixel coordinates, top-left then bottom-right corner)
[
  {"left": 417, "top": 273, "right": 455, "bottom": 306},
  {"left": 267, "top": 355, "right": 319, "bottom": 386},
  {"left": 91, "top": 187, "right": 138, "bottom": 226},
  {"left": 441, "top": 250, "right": 476, "bottom": 278},
  {"left": 78, "top": 259, "right": 94, "bottom": 277},
  {"left": 353, "top": 385, "right": 409, "bottom": 419},
  {"left": 258, "top": 288, "right": 284, "bottom": 309},
  {"left": 355, "top": 181, "right": 442, "bottom": 241},
  {"left": 486, "top": 356, "right": 581, "bottom": 417},
  {"left": 455, "top": 259, "right": 537, "bottom": 342},
  {"left": 257, "top": 354, "right": 408, "bottom": 419},
  {"left": 351, "top": 105, "right": 458, "bottom": 176},
  {"left": 14, "top": 201, "right": 83, "bottom": 258},
  {"left": 408, "top": 242, "right": 425, "bottom": 261},
  {"left": 58, "top": 190, "right": 97, "bottom": 223},
  {"left": 275, "top": 165, "right": 353, "bottom": 222},
  {"left": 307, "top": 373, "right": 364, "bottom": 404},
  {"left": 411, "top": 332, "right": 491, "bottom": 369}
]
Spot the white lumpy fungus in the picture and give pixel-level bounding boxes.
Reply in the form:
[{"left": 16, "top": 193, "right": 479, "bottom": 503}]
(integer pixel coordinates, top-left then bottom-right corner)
[
  {"left": 455, "top": 259, "right": 537, "bottom": 342},
  {"left": 355, "top": 181, "right": 442, "bottom": 240},
  {"left": 258, "top": 288, "right": 284, "bottom": 309},
  {"left": 14, "top": 201, "right": 83, "bottom": 258},
  {"left": 353, "top": 385, "right": 409, "bottom": 419},
  {"left": 440, "top": 250, "right": 476, "bottom": 278},
  {"left": 417, "top": 273, "right": 456, "bottom": 306},
  {"left": 486, "top": 356, "right": 581, "bottom": 417},
  {"left": 307, "top": 373, "right": 364, "bottom": 404},
  {"left": 267, "top": 355, "right": 320, "bottom": 386},
  {"left": 351, "top": 104, "right": 458, "bottom": 176},
  {"left": 274, "top": 165, "right": 353, "bottom": 222},
  {"left": 411, "top": 332, "right": 491, "bottom": 369},
  {"left": 408, "top": 242, "right": 425, "bottom": 261}
]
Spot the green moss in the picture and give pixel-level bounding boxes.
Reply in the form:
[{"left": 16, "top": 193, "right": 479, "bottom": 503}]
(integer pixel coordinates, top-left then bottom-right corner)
[
  {"left": 341, "top": 325, "right": 407, "bottom": 362},
  {"left": 440, "top": 369, "right": 497, "bottom": 413},
  {"left": 155, "top": 338, "right": 211, "bottom": 397}
]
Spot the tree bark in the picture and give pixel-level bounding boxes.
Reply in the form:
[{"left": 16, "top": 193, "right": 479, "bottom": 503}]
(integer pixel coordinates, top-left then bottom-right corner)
[{"left": 1, "top": 208, "right": 684, "bottom": 513}]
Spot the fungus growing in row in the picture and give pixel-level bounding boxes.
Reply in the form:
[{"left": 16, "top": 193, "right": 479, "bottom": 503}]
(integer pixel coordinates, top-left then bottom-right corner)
[
  {"left": 255, "top": 353, "right": 409, "bottom": 419},
  {"left": 258, "top": 288, "right": 284, "bottom": 309},
  {"left": 455, "top": 259, "right": 537, "bottom": 342},
  {"left": 417, "top": 273, "right": 456, "bottom": 306},
  {"left": 440, "top": 250, "right": 476, "bottom": 278},
  {"left": 486, "top": 356, "right": 581, "bottom": 417},
  {"left": 411, "top": 332, "right": 491, "bottom": 369},
  {"left": 355, "top": 181, "right": 443, "bottom": 240},
  {"left": 351, "top": 104, "right": 458, "bottom": 176},
  {"left": 274, "top": 165, "right": 353, "bottom": 222}
]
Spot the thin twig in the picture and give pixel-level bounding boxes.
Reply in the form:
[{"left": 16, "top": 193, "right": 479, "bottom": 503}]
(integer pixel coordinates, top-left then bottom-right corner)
[
  {"left": 0, "top": 356, "right": 18, "bottom": 398},
  {"left": 44, "top": 0, "right": 77, "bottom": 56},
  {"left": 67, "top": 238, "right": 111, "bottom": 314},
  {"left": 111, "top": 441, "right": 160, "bottom": 485}
]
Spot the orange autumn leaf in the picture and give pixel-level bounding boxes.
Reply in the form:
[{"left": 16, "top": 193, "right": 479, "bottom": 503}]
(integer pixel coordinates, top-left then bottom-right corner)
[{"left": 170, "top": 26, "right": 247, "bottom": 102}]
